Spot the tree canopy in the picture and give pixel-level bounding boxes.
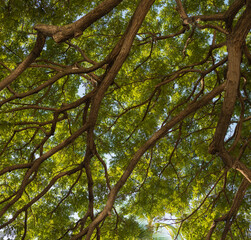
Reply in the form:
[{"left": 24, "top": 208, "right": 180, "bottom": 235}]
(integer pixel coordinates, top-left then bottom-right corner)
[{"left": 0, "top": 0, "right": 250, "bottom": 239}]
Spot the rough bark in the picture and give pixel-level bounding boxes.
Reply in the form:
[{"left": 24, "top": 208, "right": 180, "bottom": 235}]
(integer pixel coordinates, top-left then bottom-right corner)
[
  {"left": 0, "top": 32, "right": 46, "bottom": 92},
  {"left": 34, "top": 0, "right": 124, "bottom": 43},
  {"left": 208, "top": 1, "right": 251, "bottom": 182},
  {"left": 209, "top": 3, "right": 251, "bottom": 154}
]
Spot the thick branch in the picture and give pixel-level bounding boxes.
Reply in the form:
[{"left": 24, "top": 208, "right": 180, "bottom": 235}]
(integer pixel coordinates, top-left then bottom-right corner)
[
  {"left": 189, "top": 0, "right": 245, "bottom": 23},
  {"left": 34, "top": 0, "right": 123, "bottom": 43},
  {"left": 224, "top": 0, "right": 246, "bottom": 30},
  {"left": 70, "top": 0, "right": 158, "bottom": 238},
  {"left": 209, "top": 5, "right": 251, "bottom": 154},
  {"left": 233, "top": 161, "right": 251, "bottom": 183},
  {"left": 0, "top": 163, "right": 33, "bottom": 176},
  {"left": 221, "top": 178, "right": 250, "bottom": 239},
  {"left": 206, "top": 178, "right": 250, "bottom": 239},
  {"left": 175, "top": 0, "right": 189, "bottom": 25},
  {"left": 0, "top": 32, "right": 46, "bottom": 92},
  {"left": 73, "top": 82, "right": 225, "bottom": 239},
  {"left": 112, "top": 83, "right": 225, "bottom": 201}
]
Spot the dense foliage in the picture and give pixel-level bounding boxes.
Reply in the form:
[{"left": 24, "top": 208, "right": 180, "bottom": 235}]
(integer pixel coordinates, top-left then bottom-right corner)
[{"left": 0, "top": 0, "right": 250, "bottom": 239}]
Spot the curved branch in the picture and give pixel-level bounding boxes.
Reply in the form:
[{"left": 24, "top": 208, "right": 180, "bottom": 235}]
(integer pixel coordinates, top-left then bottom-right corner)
[
  {"left": 209, "top": 5, "right": 251, "bottom": 154},
  {"left": 73, "top": 82, "right": 226, "bottom": 239},
  {"left": 206, "top": 178, "right": 250, "bottom": 239},
  {"left": 0, "top": 32, "right": 46, "bottom": 92},
  {"left": 34, "top": 0, "right": 124, "bottom": 43}
]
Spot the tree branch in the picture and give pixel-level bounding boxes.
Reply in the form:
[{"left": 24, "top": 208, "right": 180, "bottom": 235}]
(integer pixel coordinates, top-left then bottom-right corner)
[
  {"left": 209, "top": 5, "right": 251, "bottom": 154},
  {"left": 34, "top": 0, "right": 124, "bottom": 43},
  {"left": 0, "top": 32, "right": 46, "bottom": 92},
  {"left": 206, "top": 178, "right": 250, "bottom": 239}
]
